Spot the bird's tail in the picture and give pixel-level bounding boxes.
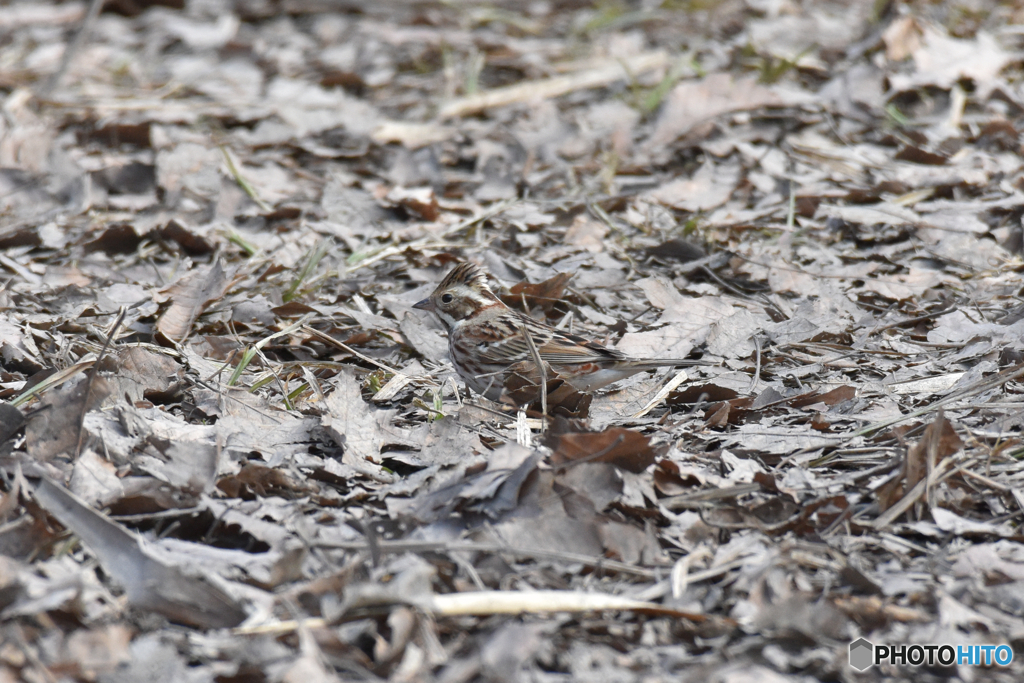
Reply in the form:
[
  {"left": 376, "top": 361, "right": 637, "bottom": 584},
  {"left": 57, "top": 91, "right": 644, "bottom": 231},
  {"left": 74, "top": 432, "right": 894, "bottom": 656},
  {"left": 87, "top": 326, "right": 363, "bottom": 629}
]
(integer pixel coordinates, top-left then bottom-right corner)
[{"left": 632, "top": 358, "right": 703, "bottom": 369}]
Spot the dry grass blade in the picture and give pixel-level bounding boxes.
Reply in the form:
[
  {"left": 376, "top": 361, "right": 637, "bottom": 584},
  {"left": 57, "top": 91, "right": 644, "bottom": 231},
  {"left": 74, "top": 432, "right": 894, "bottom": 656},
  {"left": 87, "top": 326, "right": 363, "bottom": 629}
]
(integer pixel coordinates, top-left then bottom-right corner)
[
  {"left": 220, "top": 146, "right": 271, "bottom": 212},
  {"left": 303, "top": 325, "right": 406, "bottom": 377},
  {"left": 236, "top": 589, "right": 722, "bottom": 637},
  {"left": 283, "top": 239, "right": 330, "bottom": 303},
  {"left": 428, "top": 590, "right": 706, "bottom": 619},
  {"left": 632, "top": 368, "right": 689, "bottom": 418},
  {"left": 439, "top": 51, "right": 669, "bottom": 118},
  {"left": 518, "top": 321, "right": 547, "bottom": 422},
  {"left": 11, "top": 361, "right": 93, "bottom": 407}
]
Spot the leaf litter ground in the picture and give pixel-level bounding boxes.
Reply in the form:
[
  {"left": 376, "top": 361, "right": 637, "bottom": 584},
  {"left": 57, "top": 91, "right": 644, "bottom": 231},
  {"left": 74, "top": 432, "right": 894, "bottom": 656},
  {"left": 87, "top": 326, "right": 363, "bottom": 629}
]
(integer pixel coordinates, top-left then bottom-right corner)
[{"left": 2, "top": 1, "right": 1024, "bottom": 681}]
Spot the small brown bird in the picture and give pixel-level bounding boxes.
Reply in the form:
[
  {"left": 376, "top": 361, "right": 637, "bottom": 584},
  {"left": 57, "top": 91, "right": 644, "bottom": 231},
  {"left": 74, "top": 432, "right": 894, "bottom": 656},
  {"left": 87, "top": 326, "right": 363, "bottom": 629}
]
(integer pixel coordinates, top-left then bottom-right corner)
[{"left": 414, "top": 262, "right": 697, "bottom": 400}]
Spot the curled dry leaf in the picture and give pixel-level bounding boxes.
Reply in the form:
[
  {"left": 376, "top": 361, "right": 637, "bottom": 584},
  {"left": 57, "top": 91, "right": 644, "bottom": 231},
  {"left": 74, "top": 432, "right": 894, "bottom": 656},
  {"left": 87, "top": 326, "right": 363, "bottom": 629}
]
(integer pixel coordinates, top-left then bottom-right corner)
[
  {"left": 156, "top": 219, "right": 215, "bottom": 255},
  {"left": 501, "top": 272, "right": 572, "bottom": 316},
  {"left": 384, "top": 186, "right": 440, "bottom": 221},
  {"left": 546, "top": 421, "right": 666, "bottom": 474},
  {"left": 155, "top": 259, "right": 235, "bottom": 342}
]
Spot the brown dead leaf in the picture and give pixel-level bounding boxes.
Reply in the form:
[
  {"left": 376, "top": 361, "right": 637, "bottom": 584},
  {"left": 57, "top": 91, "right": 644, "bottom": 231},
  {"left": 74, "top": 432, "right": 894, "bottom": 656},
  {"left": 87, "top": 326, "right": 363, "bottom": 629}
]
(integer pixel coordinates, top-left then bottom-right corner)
[
  {"left": 217, "top": 463, "right": 314, "bottom": 499},
  {"left": 911, "top": 410, "right": 962, "bottom": 500},
  {"left": 894, "top": 145, "right": 947, "bottom": 165},
  {"left": 385, "top": 185, "right": 440, "bottom": 221},
  {"left": 547, "top": 422, "right": 665, "bottom": 473},
  {"left": 563, "top": 214, "right": 607, "bottom": 253},
  {"left": 156, "top": 219, "right": 215, "bottom": 255},
  {"left": 83, "top": 223, "right": 142, "bottom": 255},
  {"left": 882, "top": 15, "right": 923, "bottom": 61},
  {"left": 504, "top": 367, "right": 592, "bottom": 419},
  {"left": 789, "top": 385, "right": 857, "bottom": 409},
  {"left": 31, "top": 476, "right": 247, "bottom": 629},
  {"left": 878, "top": 411, "right": 963, "bottom": 518},
  {"left": 156, "top": 259, "right": 235, "bottom": 342},
  {"left": 646, "top": 73, "right": 786, "bottom": 148},
  {"left": 25, "top": 375, "right": 111, "bottom": 461},
  {"left": 668, "top": 383, "right": 740, "bottom": 406},
  {"left": 703, "top": 397, "right": 754, "bottom": 427},
  {"left": 501, "top": 272, "right": 572, "bottom": 315}
]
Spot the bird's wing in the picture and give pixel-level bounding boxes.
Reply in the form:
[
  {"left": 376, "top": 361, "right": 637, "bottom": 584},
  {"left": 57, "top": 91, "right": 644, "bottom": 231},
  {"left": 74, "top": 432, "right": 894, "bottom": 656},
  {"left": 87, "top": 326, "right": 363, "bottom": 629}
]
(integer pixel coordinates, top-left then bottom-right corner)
[{"left": 475, "top": 312, "right": 624, "bottom": 366}]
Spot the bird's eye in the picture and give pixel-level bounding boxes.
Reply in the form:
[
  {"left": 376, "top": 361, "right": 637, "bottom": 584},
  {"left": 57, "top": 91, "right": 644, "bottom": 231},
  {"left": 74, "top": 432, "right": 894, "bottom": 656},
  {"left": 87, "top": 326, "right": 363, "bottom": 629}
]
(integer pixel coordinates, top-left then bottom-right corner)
[{"left": 441, "top": 293, "right": 454, "bottom": 304}]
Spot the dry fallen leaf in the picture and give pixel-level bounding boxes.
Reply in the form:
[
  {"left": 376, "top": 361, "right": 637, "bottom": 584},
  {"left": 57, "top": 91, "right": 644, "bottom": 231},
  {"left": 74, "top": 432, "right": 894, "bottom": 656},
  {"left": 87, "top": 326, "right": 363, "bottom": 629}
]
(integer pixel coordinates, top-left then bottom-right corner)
[
  {"left": 322, "top": 370, "right": 384, "bottom": 464},
  {"left": 645, "top": 73, "right": 786, "bottom": 149},
  {"left": 31, "top": 476, "right": 247, "bottom": 629},
  {"left": 547, "top": 422, "right": 666, "bottom": 474},
  {"left": 25, "top": 375, "right": 110, "bottom": 461},
  {"left": 155, "top": 259, "right": 235, "bottom": 342}
]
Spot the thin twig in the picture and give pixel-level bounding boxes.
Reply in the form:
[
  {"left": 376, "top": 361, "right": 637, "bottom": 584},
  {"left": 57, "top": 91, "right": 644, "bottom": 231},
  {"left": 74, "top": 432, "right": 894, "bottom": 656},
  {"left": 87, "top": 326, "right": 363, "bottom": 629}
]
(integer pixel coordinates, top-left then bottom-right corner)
[
  {"left": 631, "top": 367, "right": 690, "bottom": 419},
  {"left": 865, "top": 304, "right": 958, "bottom": 336},
  {"left": 747, "top": 335, "right": 762, "bottom": 394},
  {"left": 959, "top": 467, "right": 1011, "bottom": 493},
  {"left": 347, "top": 200, "right": 515, "bottom": 272},
  {"left": 660, "top": 483, "right": 762, "bottom": 511},
  {"left": 439, "top": 51, "right": 669, "bottom": 118},
  {"left": 519, "top": 321, "right": 547, "bottom": 424},
  {"left": 220, "top": 147, "right": 272, "bottom": 212},
  {"left": 786, "top": 180, "right": 796, "bottom": 229},
  {"left": 303, "top": 325, "right": 405, "bottom": 377},
  {"left": 74, "top": 308, "right": 126, "bottom": 458},
  {"left": 631, "top": 558, "right": 749, "bottom": 602}
]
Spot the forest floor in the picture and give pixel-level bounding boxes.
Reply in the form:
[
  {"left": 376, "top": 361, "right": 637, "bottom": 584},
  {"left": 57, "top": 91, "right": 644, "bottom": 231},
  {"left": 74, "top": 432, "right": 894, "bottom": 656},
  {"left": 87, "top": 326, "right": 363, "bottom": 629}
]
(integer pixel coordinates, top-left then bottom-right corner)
[{"left": 2, "top": 0, "right": 1024, "bottom": 681}]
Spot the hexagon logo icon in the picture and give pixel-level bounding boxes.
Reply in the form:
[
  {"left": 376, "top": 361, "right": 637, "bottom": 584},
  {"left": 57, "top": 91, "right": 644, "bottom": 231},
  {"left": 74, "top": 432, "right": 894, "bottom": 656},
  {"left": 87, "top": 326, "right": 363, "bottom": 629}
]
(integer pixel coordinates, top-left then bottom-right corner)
[{"left": 849, "top": 638, "right": 874, "bottom": 671}]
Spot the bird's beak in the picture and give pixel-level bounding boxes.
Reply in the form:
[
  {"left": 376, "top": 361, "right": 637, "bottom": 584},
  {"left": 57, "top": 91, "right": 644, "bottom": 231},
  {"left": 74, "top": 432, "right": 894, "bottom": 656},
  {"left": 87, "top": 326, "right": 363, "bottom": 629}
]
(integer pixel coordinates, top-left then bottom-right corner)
[{"left": 413, "top": 298, "right": 434, "bottom": 312}]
